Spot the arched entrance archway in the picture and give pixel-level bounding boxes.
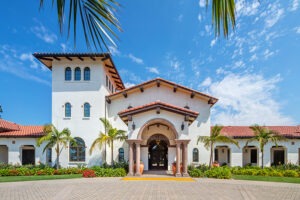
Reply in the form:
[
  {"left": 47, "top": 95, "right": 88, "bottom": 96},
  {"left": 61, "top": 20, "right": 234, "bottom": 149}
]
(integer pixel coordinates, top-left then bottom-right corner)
[{"left": 148, "top": 134, "right": 169, "bottom": 170}]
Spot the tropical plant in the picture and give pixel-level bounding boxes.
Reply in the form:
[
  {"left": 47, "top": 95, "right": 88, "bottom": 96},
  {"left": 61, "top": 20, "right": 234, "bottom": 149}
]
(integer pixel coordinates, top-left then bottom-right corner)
[
  {"left": 197, "top": 125, "right": 239, "bottom": 167},
  {"left": 38, "top": 0, "right": 239, "bottom": 51},
  {"left": 39, "top": 0, "right": 122, "bottom": 51},
  {"left": 246, "top": 125, "right": 286, "bottom": 169},
  {"left": 205, "top": 0, "right": 236, "bottom": 38},
  {"left": 37, "top": 124, "right": 76, "bottom": 169},
  {"left": 89, "top": 118, "right": 126, "bottom": 164}
]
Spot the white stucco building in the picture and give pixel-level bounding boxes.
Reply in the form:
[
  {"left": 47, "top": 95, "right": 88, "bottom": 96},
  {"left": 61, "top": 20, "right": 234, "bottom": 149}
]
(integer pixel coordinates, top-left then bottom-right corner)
[{"left": 0, "top": 52, "right": 299, "bottom": 176}]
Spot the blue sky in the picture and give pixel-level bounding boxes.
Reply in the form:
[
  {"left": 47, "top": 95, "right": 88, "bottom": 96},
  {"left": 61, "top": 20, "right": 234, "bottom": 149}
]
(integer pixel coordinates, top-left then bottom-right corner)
[{"left": 0, "top": 0, "right": 299, "bottom": 126}]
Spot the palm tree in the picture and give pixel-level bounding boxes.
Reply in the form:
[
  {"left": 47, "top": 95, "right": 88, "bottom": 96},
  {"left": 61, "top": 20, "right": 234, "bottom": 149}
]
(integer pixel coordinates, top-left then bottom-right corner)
[
  {"left": 39, "top": 1, "right": 238, "bottom": 51},
  {"left": 39, "top": 0, "right": 122, "bottom": 51},
  {"left": 37, "top": 124, "right": 76, "bottom": 169},
  {"left": 197, "top": 125, "right": 239, "bottom": 167},
  {"left": 246, "top": 125, "right": 286, "bottom": 168},
  {"left": 89, "top": 118, "right": 126, "bottom": 164}
]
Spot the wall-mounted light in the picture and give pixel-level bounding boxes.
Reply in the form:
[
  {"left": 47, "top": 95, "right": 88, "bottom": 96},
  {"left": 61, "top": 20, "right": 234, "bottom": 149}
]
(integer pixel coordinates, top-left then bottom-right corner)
[
  {"left": 245, "top": 149, "right": 248, "bottom": 153},
  {"left": 222, "top": 149, "right": 225, "bottom": 153},
  {"left": 132, "top": 122, "right": 136, "bottom": 130},
  {"left": 181, "top": 122, "right": 184, "bottom": 130}
]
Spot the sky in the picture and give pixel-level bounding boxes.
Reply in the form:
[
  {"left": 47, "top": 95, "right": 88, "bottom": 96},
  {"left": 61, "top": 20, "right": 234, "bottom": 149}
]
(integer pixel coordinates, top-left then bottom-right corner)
[{"left": 0, "top": 0, "right": 299, "bottom": 126}]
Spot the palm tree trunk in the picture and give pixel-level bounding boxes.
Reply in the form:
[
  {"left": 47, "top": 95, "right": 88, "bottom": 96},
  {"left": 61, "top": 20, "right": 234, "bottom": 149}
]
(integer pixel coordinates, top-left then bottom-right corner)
[
  {"left": 111, "top": 141, "right": 114, "bottom": 165},
  {"left": 261, "top": 149, "right": 264, "bottom": 169},
  {"left": 56, "top": 143, "right": 59, "bottom": 170},
  {"left": 209, "top": 143, "right": 213, "bottom": 168}
]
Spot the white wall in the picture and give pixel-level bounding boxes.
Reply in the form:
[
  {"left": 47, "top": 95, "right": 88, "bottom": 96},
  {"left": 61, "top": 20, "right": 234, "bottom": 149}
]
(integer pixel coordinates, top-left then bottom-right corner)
[{"left": 0, "top": 138, "right": 46, "bottom": 165}]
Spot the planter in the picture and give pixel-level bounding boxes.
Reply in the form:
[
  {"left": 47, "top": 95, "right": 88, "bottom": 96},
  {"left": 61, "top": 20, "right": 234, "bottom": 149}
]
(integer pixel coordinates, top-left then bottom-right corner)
[
  {"left": 134, "top": 163, "right": 144, "bottom": 175},
  {"left": 212, "top": 162, "right": 220, "bottom": 167},
  {"left": 172, "top": 162, "right": 183, "bottom": 175}
]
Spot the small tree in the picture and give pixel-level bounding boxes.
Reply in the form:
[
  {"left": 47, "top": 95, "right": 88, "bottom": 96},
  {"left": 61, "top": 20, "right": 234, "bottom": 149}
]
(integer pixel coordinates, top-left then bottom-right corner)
[
  {"left": 197, "top": 125, "right": 239, "bottom": 167},
  {"left": 37, "top": 124, "right": 76, "bottom": 169},
  {"left": 89, "top": 118, "right": 126, "bottom": 165},
  {"left": 246, "top": 125, "right": 286, "bottom": 168}
]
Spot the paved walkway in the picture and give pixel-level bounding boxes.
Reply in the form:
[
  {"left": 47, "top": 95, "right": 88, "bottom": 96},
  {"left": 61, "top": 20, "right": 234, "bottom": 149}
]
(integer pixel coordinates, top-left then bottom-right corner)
[{"left": 0, "top": 177, "right": 300, "bottom": 200}]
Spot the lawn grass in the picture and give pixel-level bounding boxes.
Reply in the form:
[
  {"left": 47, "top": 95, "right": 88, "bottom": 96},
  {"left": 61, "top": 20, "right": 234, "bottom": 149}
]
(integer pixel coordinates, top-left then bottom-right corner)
[
  {"left": 233, "top": 175, "right": 300, "bottom": 184},
  {"left": 0, "top": 174, "right": 82, "bottom": 183}
]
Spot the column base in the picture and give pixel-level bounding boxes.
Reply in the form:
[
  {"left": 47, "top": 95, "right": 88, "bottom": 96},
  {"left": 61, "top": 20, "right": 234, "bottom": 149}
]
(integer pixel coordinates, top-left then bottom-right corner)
[
  {"left": 175, "top": 173, "right": 182, "bottom": 177},
  {"left": 182, "top": 173, "right": 189, "bottom": 177},
  {"left": 135, "top": 173, "right": 141, "bottom": 176},
  {"left": 127, "top": 172, "right": 134, "bottom": 176}
]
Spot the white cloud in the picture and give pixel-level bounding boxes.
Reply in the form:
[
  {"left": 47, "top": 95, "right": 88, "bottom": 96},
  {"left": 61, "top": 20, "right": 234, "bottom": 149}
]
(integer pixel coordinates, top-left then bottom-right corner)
[
  {"left": 20, "top": 53, "right": 38, "bottom": 69},
  {"left": 128, "top": 54, "right": 144, "bottom": 64},
  {"left": 197, "top": 14, "right": 202, "bottom": 22},
  {"left": 147, "top": 67, "right": 160, "bottom": 75},
  {"left": 289, "top": 0, "right": 299, "bottom": 11},
  {"left": 263, "top": 49, "right": 275, "bottom": 59},
  {"left": 0, "top": 45, "right": 50, "bottom": 86},
  {"left": 108, "top": 46, "right": 120, "bottom": 56},
  {"left": 210, "top": 38, "right": 217, "bottom": 47},
  {"left": 249, "top": 45, "right": 258, "bottom": 53},
  {"left": 124, "top": 82, "right": 135, "bottom": 88},
  {"left": 295, "top": 27, "right": 300, "bottom": 34},
  {"left": 264, "top": 4, "right": 284, "bottom": 28},
  {"left": 209, "top": 73, "right": 294, "bottom": 125},
  {"left": 235, "top": 0, "right": 260, "bottom": 17},
  {"left": 31, "top": 24, "right": 57, "bottom": 44},
  {"left": 249, "top": 54, "right": 258, "bottom": 61},
  {"left": 199, "top": 0, "right": 206, "bottom": 7},
  {"left": 201, "top": 77, "right": 212, "bottom": 87}
]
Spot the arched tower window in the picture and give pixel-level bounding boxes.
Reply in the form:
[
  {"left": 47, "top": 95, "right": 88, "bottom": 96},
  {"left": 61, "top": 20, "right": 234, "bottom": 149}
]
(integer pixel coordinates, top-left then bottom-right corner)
[
  {"left": 193, "top": 148, "right": 199, "bottom": 162},
  {"left": 69, "top": 137, "right": 86, "bottom": 162},
  {"left": 84, "top": 103, "right": 90, "bottom": 117},
  {"left": 119, "top": 148, "right": 124, "bottom": 162},
  {"left": 65, "top": 103, "right": 71, "bottom": 117},
  {"left": 84, "top": 67, "right": 90, "bottom": 81},
  {"left": 75, "top": 67, "right": 81, "bottom": 81},
  {"left": 65, "top": 67, "right": 72, "bottom": 81}
]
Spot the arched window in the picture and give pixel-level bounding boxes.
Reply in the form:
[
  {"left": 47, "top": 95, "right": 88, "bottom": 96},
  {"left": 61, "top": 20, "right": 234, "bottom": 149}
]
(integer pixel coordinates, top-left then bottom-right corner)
[
  {"left": 74, "top": 67, "right": 81, "bottom": 81},
  {"left": 69, "top": 137, "right": 86, "bottom": 162},
  {"left": 65, "top": 67, "right": 72, "bottom": 81},
  {"left": 65, "top": 103, "right": 71, "bottom": 117},
  {"left": 119, "top": 148, "right": 124, "bottom": 162},
  {"left": 193, "top": 148, "right": 199, "bottom": 162},
  {"left": 84, "top": 103, "right": 90, "bottom": 117},
  {"left": 84, "top": 67, "right": 90, "bottom": 81}
]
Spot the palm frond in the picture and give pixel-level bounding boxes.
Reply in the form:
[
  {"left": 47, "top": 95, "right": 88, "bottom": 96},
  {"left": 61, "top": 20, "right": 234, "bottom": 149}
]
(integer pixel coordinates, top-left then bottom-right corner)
[
  {"left": 216, "top": 135, "right": 239, "bottom": 148},
  {"left": 211, "top": 0, "right": 236, "bottom": 38},
  {"left": 100, "top": 117, "right": 113, "bottom": 131},
  {"left": 39, "top": 0, "right": 121, "bottom": 51}
]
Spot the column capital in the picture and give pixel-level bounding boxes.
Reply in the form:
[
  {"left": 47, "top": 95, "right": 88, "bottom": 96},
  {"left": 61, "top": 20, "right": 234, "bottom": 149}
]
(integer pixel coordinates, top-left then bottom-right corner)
[
  {"left": 126, "top": 139, "right": 143, "bottom": 144},
  {"left": 175, "top": 139, "right": 190, "bottom": 145}
]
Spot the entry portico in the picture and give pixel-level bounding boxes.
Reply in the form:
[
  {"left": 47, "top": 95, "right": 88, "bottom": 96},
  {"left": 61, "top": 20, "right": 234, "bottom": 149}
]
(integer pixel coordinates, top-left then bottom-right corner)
[{"left": 105, "top": 78, "right": 217, "bottom": 176}]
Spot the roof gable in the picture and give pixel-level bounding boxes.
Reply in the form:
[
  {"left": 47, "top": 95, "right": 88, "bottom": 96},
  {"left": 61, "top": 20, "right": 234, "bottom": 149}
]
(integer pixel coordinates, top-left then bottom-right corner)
[
  {"left": 118, "top": 101, "right": 199, "bottom": 124},
  {"left": 107, "top": 78, "right": 218, "bottom": 106}
]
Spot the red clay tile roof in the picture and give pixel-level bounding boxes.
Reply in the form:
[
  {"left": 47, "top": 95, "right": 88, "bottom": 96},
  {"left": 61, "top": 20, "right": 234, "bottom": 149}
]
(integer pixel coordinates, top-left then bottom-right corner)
[
  {"left": 119, "top": 101, "right": 199, "bottom": 118},
  {"left": 107, "top": 78, "right": 218, "bottom": 105},
  {"left": 0, "top": 119, "right": 20, "bottom": 131},
  {"left": 219, "top": 126, "right": 300, "bottom": 138},
  {"left": 0, "top": 119, "right": 45, "bottom": 138}
]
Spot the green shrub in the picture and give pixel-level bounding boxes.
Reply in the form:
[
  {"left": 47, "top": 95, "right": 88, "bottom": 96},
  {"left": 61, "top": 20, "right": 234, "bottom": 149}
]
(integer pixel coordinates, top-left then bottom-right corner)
[
  {"left": 91, "top": 166, "right": 126, "bottom": 177},
  {"left": 204, "top": 167, "right": 231, "bottom": 179},
  {"left": 268, "top": 170, "right": 283, "bottom": 177},
  {"left": 188, "top": 169, "right": 204, "bottom": 178},
  {"left": 283, "top": 170, "right": 298, "bottom": 177}
]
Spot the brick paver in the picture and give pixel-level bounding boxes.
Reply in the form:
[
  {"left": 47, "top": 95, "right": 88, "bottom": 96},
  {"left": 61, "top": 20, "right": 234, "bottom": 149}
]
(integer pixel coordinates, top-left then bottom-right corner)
[{"left": 0, "top": 177, "right": 300, "bottom": 200}]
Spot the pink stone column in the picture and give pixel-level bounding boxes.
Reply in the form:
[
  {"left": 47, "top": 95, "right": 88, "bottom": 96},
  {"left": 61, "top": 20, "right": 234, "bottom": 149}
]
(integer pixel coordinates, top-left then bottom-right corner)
[
  {"left": 182, "top": 142, "right": 189, "bottom": 177},
  {"left": 175, "top": 142, "right": 181, "bottom": 177},
  {"left": 135, "top": 142, "right": 141, "bottom": 176},
  {"left": 128, "top": 142, "right": 134, "bottom": 176}
]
